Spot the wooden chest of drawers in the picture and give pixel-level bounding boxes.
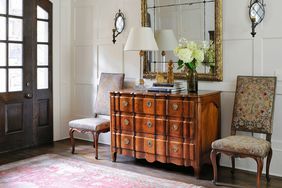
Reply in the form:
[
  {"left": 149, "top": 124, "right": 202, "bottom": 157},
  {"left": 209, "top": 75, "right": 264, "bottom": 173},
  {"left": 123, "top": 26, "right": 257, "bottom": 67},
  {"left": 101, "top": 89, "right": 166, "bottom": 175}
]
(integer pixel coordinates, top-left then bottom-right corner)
[{"left": 110, "top": 90, "right": 221, "bottom": 177}]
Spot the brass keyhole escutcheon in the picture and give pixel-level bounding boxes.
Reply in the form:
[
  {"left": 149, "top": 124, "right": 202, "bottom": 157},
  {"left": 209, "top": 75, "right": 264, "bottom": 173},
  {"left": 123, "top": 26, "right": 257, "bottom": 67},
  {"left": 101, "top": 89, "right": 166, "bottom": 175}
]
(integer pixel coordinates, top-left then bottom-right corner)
[
  {"left": 124, "top": 119, "right": 129, "bottom": 126},
  {"left": 173, "top": 145, "right": 179, "bottom": 153},
  {"left": 147, "top": 121, "right": 152, "bottom": 128},
  {"left": 147, "top": 140, "right": 153, "bottom": 148},
  {"left": 172, "top": 103, "right": 179, "bottom": 111},
  {"left": 173, "top": 124, "right": 179, "bottom": 131},
  {"left": 124, "top": 138, "right": 130, "bottom": 145},
  {"left": 122, "top": 101, "right": 128, "bottom": 107},
  {"left": 146, "top": 101, "right": 152, "bottom": 108}
]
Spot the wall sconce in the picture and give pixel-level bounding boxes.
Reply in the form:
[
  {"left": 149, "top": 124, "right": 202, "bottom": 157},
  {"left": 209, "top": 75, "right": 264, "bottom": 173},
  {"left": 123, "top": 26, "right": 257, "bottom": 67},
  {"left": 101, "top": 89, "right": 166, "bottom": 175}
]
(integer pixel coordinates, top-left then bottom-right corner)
[
  {"left": 249, "top": 0, "right": 265, "bottom": 37},
  {"left": 112, "top": 9, "right": 125, "bottom": 44}
]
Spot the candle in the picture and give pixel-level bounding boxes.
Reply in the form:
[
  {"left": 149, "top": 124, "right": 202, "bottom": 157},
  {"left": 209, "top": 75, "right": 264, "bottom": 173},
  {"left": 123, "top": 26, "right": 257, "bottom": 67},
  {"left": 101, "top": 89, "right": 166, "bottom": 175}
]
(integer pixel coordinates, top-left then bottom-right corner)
[{"left": 251, "top": 16, "right": 256, "bottom": 22}]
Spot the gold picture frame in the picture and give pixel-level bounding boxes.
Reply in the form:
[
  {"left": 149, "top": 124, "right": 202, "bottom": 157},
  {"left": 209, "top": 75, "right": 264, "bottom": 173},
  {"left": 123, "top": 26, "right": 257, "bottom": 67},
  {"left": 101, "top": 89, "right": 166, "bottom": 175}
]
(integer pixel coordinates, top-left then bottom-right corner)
[{"left": 141, "top": 0, "right": 223, "bottom": 81}]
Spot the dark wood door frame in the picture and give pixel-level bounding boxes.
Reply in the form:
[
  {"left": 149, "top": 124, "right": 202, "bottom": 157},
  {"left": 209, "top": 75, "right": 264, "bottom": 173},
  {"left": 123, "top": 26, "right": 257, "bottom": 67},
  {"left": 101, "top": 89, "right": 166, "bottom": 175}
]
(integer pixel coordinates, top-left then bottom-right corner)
[{"left": 0, "top": 0, "right": 53, "bottom": 153}]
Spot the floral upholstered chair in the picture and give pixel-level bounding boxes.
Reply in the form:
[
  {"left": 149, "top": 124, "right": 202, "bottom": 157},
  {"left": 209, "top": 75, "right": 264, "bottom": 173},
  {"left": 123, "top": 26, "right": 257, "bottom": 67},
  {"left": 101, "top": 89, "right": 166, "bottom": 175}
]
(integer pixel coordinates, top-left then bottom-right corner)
[
  {"left": 69, "top": 73, "right": 124, "bottom": 159},
  {"left": 210, "top": 76, "right": 276, "bottom": 188}
]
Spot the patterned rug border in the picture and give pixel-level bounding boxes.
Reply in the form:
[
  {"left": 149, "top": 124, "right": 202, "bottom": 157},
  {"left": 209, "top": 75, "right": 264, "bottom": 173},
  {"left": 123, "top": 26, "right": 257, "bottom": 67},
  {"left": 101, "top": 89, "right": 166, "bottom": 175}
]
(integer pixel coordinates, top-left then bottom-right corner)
[{"left": 0, "top": 154, "right": 204, "bottom": 188}]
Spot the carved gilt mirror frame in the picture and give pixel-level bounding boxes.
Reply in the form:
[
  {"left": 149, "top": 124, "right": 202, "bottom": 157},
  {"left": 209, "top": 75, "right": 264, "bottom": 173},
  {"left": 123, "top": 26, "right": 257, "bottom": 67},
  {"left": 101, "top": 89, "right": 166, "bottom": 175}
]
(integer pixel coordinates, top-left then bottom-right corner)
[{"left": 141, "top": 0, "right": 223, "bottom": 81}]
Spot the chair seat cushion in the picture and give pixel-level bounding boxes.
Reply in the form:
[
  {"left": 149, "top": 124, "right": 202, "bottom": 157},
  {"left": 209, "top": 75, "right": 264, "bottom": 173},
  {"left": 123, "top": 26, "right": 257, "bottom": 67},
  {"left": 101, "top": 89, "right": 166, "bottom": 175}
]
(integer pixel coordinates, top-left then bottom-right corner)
[
  {"left": 212, "top": 135, "right": 271, "bottom": 157},
  {"left": 69, "top": 118, "right": 110, "bottom": 132}
]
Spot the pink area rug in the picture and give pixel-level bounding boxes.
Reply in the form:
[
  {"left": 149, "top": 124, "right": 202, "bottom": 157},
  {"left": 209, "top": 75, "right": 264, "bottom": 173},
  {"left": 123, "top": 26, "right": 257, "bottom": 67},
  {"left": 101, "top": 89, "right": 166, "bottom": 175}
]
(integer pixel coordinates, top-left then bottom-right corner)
[{"left": 0, "top": 154, "right": 204, "bottom": 188}]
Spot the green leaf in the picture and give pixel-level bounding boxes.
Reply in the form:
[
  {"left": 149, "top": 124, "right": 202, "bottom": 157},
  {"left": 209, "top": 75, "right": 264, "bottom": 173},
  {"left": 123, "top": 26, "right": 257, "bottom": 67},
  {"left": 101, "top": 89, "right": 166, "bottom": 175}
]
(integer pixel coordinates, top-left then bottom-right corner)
[
  {"left": 177, "top": 60, "right": 184, "bottom": 70},
  {"left": 184, "top": 62, "right": 193, "bottom": 70},
  {"left": 177, "top": 64, "right": 184, "bottom": 70},
  {"left": 177, "top": 60, "right": 183, "bottom": 66}
]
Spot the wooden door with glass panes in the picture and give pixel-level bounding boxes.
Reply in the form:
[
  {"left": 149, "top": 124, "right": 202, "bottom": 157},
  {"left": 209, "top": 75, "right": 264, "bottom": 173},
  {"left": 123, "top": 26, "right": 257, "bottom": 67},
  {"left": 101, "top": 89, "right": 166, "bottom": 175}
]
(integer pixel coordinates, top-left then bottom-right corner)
[{"left": 0, "top": 0, "right": 53, "bottom": 152}]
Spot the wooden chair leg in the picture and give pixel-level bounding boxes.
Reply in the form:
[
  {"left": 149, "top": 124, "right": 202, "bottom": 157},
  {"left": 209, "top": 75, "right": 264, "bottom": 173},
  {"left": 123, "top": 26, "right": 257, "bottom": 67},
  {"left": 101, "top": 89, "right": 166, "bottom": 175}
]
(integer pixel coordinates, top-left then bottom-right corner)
[
  {"left": 266, "top": 148, "right": 272, "bottom": 182},
  {"left": 92, "top": 132, "right": 96, "bottom": 148},
  {"left": 111, "top": 151, "right": 117, "bottom": 162},
  {"left": 255, "top": 157, "right": 263, "bottom": 188},
  {"left": 210, "top": 149, "right": 218, "bottom": 184},
  {"left": 231, "top": 156, "right": 235, "bottom": 174},
  {"left": 194, "top": 166, "right": 201, "bottom": 179},
  {"left": 95, "top": 132, "right": 100, "bottom": 160},
  {"left": 69, "top": 128, "right": 75, "bottom": 154}
]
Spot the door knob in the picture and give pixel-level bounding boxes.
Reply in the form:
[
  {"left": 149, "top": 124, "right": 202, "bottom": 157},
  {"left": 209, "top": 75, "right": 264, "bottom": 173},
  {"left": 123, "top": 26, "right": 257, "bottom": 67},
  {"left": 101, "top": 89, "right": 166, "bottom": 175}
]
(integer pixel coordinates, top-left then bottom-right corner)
[
  {"left": 25, "top": 93, "right": 33, "bottom": 99},
  {"left": 26, "top": 82, "right": 31, "bottom": 87}
]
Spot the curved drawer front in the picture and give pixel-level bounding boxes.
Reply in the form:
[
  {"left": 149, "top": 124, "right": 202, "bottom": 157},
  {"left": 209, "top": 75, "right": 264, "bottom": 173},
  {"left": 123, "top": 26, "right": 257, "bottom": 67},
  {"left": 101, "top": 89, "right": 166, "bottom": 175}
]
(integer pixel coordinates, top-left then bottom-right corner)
[
  {"left": 183, "top": 101, "right": 195, "bottom": 118},
  {"left": 135, "top": 116, "right": 166, "bottom": 135},
  {"left": 183, "top": 121, "right": 195, "bottom": 139},
  {"left": 168, "top": 120, "right": 182, "bottom": 138},
  {"left": 168, "top": 100, "right": 183, "bottom": 117},
  {"left": 120, "top": 134, "right": 134, "bottom": 150},
  {"left": 135, "top": 136, "right": 166, "bottom": 156},
  {"left": 183, "top": 142, "right": 195, "bottom": 160},
  {"left": 135, "top": 136, "right": 155, "bottom": 154},
  {"left": 155, "top": 99, "right": 166, "bottom": 116},
  {"left": 134, "top": 97, "right": 155, "bottom": 115},
  {"left": 118, "top": 96, "right": 133, "bottom": 112},
  {"left": 135, "top": 116, "right": 155, "bottom": 134},
  {"left": 169, "top": 141, "right": 183, "bottom": 158},
  {"left": 119, "top": 115, "right": 134, "bottom": 132}
]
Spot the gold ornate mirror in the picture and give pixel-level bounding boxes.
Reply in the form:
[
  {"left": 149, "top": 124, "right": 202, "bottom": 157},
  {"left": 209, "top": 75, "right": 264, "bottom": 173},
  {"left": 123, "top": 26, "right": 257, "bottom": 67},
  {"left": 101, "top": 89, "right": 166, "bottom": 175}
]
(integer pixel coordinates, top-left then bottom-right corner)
[{"left": 141, "top": 0, "right": 222, "bottom": 81}]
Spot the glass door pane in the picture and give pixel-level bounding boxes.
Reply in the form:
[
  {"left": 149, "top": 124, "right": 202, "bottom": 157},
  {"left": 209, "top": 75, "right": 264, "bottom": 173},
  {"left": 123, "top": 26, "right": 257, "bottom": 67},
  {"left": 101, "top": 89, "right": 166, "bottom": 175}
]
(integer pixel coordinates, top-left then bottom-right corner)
[
  {"left": 8, "top": 43, "right": 22, "bottom": 66},
  {"left": 0, "top": 69, "right": 6, "bottom": 92},
  {"left": 37, "top": 6, "right": 48, "bottom": 20},
  {"left": 9, "top": 0, "right": 22, "bottom": 16},
  {"left": 37, "top": 44, "right": 48, "bottom": 66},
  {"left": 37, "top": 21, "right": 48, "bottom": 43},
  {"left": 37, "top": 68, "right": 48, "bottom": 89},
  {"left": 9, "top": 18, "right": 23, "bottom": 41},
  {"left": 0, "top": 16, "right": 6, "bottom": 40},
  {"left": 8, "top": 68, "right": 22, "bottom": 92},
  {"left": 0, "top": 43, "right": 6, "bottom": 66},
  {"left": 0, "top": 0, "right": 6, "bottom": 14}
]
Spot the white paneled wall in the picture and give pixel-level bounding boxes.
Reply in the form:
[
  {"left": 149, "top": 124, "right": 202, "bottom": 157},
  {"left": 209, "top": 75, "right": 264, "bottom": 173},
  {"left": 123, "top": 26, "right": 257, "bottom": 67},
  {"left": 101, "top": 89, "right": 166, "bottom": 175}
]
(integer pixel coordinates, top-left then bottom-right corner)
[
  {"left": 51, "top": 0, "right": 72, "bottom": 140},
  {"left": 66, "top": 0, "right": 282, "bottom": 176},
  {"left": 70, "top": 0, "right": 140, "bottom": 142}
]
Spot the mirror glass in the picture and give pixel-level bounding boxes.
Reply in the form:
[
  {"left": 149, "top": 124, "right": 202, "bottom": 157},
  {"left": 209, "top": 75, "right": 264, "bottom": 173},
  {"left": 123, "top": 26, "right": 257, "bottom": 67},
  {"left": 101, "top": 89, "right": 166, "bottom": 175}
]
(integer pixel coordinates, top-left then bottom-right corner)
[
  {"left": 115, "top": 16, "right": 125, "bottom": 33},
  {"left": 141, "top": 0, "right": 222, "bottom": 81},
  {"left": 250, "top": 2, "right": 265, "bottom": 24}
]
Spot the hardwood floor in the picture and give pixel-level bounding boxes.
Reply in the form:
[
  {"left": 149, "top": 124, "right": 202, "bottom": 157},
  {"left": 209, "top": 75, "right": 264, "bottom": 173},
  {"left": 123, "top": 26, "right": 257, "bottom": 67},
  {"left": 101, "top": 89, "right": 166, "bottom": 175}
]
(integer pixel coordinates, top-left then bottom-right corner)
[{"left": 0, "top": 139, "right": 281, "bottom": 188}]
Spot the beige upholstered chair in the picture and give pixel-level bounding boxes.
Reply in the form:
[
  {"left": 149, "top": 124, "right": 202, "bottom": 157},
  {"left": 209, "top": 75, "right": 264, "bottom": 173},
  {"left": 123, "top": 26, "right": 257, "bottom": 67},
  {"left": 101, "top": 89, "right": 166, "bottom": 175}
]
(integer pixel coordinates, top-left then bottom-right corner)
[
  {"left": 69, "top": 73, "right": 124, "bottom": 159},
  {"left": 210, "top": 76, "right": 276, "bottom": 188}
]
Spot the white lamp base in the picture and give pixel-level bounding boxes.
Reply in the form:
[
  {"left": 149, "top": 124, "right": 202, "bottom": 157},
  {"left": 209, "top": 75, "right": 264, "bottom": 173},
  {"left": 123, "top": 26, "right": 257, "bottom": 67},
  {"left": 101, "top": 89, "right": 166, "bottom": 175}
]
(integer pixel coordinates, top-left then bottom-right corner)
[{"left": 134, "top": 79, "right": 146, "bottom": 90}]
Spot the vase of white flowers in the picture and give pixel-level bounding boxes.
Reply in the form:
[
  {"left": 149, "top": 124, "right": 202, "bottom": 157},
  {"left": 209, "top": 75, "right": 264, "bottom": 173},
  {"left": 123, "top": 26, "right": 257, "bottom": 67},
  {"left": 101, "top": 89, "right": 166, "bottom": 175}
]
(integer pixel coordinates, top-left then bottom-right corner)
[{"left": 174, "top": 39, "right": 204, "bottom": 93}]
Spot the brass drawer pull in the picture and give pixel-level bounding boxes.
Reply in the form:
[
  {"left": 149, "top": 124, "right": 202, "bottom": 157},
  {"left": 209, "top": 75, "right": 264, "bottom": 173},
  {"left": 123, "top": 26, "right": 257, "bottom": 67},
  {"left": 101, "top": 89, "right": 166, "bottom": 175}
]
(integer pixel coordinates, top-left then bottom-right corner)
[
  {"left": 124, "top": 119, "right": 129, "bottom": 126},
  {"left": 124, "top": 138, "right": 130, "bottom": 145},
  {"left": 172, "top": 103, "right": 179, "bottom": 111},
  {"left": 172, "top": 124, "right": 179, "bottom": 131},
  {"left": 146, "top": 101, "right": 152, "bottom": 108},
  {"left": 172, "top": 145, "right": 179, "bottom": 153},
  {"left": 122, "top": 101, "right": 128, "bottom": 107},
  {"left": 147, "top": 121, "right": 152, "bottom": 128},
  {"left": 147, "top": 140, "right": 153, "bottom": 148}
]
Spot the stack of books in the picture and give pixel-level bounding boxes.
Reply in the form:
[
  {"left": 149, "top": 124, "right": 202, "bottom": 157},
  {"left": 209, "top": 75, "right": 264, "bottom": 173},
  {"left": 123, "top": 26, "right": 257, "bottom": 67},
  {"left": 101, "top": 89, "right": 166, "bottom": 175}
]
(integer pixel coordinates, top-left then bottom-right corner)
[{"left": 147, "top": 82, "right": 185, "bottom": 93}]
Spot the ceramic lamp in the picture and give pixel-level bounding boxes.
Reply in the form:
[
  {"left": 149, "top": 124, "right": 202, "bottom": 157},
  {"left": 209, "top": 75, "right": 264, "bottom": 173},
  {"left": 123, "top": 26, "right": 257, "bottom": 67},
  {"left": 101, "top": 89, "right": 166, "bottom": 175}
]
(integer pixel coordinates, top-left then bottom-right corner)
[{"left": 124, "top": 27, "right": 159, "bottom": 89}]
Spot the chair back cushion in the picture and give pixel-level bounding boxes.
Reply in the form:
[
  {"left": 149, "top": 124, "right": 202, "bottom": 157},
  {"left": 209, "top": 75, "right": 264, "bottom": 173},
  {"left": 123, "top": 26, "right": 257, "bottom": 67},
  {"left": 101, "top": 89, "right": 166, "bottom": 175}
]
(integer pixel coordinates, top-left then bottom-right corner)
[
  {"left": 94, "top": 73, "right": 124, "bottom": 116},
  {"left": 232, "top": 76, "right": 276, "bottom": 134}
]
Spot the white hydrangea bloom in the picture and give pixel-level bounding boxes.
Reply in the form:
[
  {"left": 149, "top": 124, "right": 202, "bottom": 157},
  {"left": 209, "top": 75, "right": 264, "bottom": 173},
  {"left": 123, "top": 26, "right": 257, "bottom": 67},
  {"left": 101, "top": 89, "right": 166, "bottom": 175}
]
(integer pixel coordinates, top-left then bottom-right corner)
[
  {"left": 193, "top": 49, "right": 204, "bottom": 63},
  {"left": 178, "top": 48, "right": 193, "bottom": 63},
  {"left": 187, "top": 41, "right": 197, "bottom": 51}
]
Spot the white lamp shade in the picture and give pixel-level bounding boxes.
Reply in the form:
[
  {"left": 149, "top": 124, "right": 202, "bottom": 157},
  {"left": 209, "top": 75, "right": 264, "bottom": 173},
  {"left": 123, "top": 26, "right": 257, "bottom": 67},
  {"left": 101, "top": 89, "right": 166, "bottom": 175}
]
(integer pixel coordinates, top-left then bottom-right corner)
[
  {"left": 155, "top": 29, "right": 178, "bottom": 51},
  {"left": 124, "top": 27, "right": 159, "bottom": 51}
]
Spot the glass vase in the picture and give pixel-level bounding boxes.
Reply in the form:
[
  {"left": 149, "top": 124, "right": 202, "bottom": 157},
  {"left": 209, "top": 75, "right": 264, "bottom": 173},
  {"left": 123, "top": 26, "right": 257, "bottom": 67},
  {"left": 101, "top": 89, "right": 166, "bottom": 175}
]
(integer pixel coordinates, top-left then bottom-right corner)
[{"left": 186, "top": 69, "right": 198, "bottom": 93}]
